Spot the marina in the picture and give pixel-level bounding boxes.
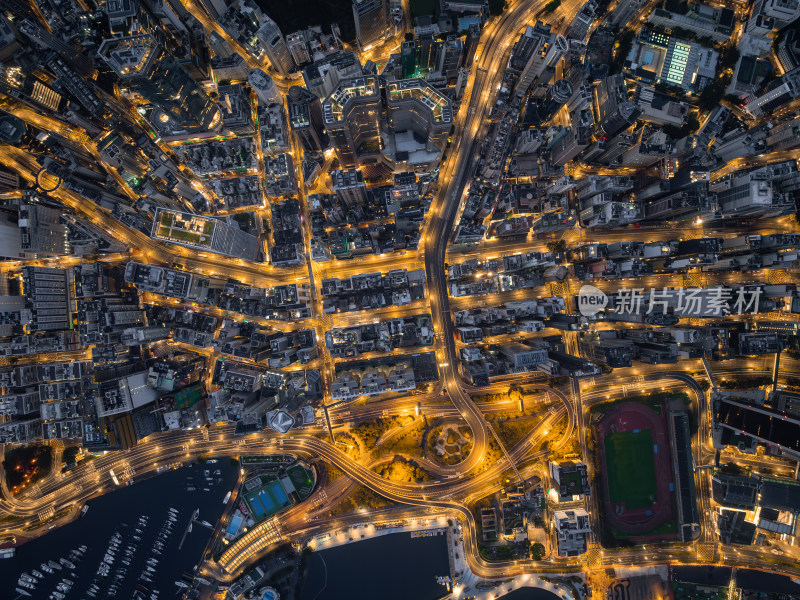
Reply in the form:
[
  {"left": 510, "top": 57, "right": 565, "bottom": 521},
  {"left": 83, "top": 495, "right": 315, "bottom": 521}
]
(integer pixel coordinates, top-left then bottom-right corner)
[{"left": 0, "top": 460, "right": 236, "bottom": 600}]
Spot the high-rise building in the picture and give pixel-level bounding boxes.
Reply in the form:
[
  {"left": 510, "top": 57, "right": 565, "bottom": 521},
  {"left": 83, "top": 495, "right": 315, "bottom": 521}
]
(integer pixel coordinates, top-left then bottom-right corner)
[
  {"left": 257, "top": 19, "right": 295, "bottom": 77},
  {"left": 286, "top": 31, "right": 312, "bottom": 66},
  {"left": 322, "top": 76, "right": 383, "bottom": 167},
  {"left": 0, "top": 110, "right": 25, "bottom": 144},
  {"left": 528, "top": 79, "right": 573, "bottom": 124},
  {"left": 414, "top": 24, "right": 441, "bottom": 74},
  {"left": 516, "top": 27, "right": 568, "bottom": 98},
  {"left": 510, "top": 23, "right": 546, "bottom": 72},
  {"left": 353, "top": 0, "right": 390, "bottom": 50},
  {"left": 455, "top": 66, "right": 469, "bottom": 99},
  {"left": 211, "top": 53, "right": 250, "bottom": 82},
  {"left": 98, "top": 35, "right": 221, "bottom": 135},
  {"left": 0, "top": 63, "right": 64, "bottom": 113},
  {"left": 642, "top": 185, "right": 716, "bottom": 222},
  {"left": 437, "top": 36, "right": 464, "bottom": 82},
  {"left": 21, "top": 267, "right": 73, "bottom": 332},
  {"left": 287, "top": 85, "right": 329, "bottom": 152},
  {"left": 593, "top": 74, "right": 640, "bottom": 137},
  {"left": 151, "top": 209, "right": 261, "bottom": 261},
  {"left": 0, "top": 15, "right": 21, "bottom": 62},
  {"left": 249, "top": 69, "right": 282, "bottom": 106},
  {"left": 463, "top": 22, "right": 482, "bottom": 68},
  {"left": 330, "top": 169, "right": 368, "bottom": 206},
  {"left": 548, "top": 125, "right": 591, "bottom": 167},
  {"left": 386, "top": 79, "right": 452, "bottom": 153},
  {"left": 0, "top": 167, "right": 20, "bottom": 193},
  {"left": 179, "top": 19, "right": 213, "bottom": 81},
  {"left": 710, "top": 167, "right": 793, "bottom": 218},
  {"left": 401, "top": 41, "right": 417, "bottom": 78},
  {"left": 752, "top": 0, "right": 800, "bottom": 30},
  {"left": 196, "top": 0, "right": 230, "bottom": 19},
  {"left": 208, "top": 31, "right": 233, "bottom": 58},
  {"left": 18, "top": 204, "right": 70, "bottom": 257},
  {"left": 105, "top": 0, "right": 160, "bottom": 38},
  {"left": 303, "top": 51, "right": 363, "bottom": 98},
  {"left": 620, "top": 130, "right": 672, "bottom": 168},
  {"left": 566, "top": 0, "right": 597, "bottom": 41},
  {"left": 440, "top": 0, "right": 487, "bottom": 14},
  {"left": 553, "top": 509, "right": 591, "bottom": 557},
  {"left": 16, "top": 18, "right": 95, "bottom": 77}
]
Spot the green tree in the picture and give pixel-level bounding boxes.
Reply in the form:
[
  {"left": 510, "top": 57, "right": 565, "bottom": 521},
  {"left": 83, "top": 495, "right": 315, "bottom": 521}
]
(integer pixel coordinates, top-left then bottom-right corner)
[
  {"left": 718, "top": 45, "right": 740, "bottom": 71},
  {"left": 530, "top": 542, "right": 546, "bottom": 560},
  {"left": 611, "top": 30, "right": 635, "bottom": 74},
  {"left": 697, "top": 78, "right": 727, "bottom": 111},
  {"left": 542, "top": 0, "right": 561, "bottom": 12},
  {"left": 720, "top": 462, "right": 744, "bottom": 476}
]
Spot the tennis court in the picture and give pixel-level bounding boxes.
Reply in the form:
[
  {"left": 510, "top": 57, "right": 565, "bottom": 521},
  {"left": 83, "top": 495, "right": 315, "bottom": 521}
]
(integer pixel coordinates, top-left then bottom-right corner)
[
  {"left": 244, "top": 479, "right": 290, "bottom": 519},
  {"left": 603, "top": 430, "right": 658, "bottom": 510}
]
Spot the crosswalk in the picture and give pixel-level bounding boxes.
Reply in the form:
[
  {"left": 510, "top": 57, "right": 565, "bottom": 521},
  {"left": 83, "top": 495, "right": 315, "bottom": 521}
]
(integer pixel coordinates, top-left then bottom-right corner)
[{"left": 696, "top": 543, "right": 716, "bottom": 562}]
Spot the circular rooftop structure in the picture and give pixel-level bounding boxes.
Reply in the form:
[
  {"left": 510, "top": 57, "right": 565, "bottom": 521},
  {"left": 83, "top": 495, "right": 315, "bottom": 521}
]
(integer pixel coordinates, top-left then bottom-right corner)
[
  {"left": 259, "top": 586, "right": 280, "bottom": 600},
  {"left": 551, "top": 79, "right": 574, "bottom": 104}
]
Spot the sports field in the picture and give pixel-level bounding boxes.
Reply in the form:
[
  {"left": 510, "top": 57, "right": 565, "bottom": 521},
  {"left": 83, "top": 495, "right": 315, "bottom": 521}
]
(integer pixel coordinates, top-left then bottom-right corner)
[
  {"left": 603, "top": 430, "right": 658, "bottom": 510},
  {"left": 243, "top": 477, "right": 291, "bottom": 520},
  {"left": 287, "top": 464, "right": 314, "bottom": 500}
]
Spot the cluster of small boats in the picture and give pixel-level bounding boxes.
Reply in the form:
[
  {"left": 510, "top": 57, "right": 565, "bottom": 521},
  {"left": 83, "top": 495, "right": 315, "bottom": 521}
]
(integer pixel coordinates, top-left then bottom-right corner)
[
  {"left": 15, "top": 545, "right": 86, "bottom": 599},
  {"left": 89, "top": 513, "right": 160, "bottom": 599},
  {"left": 186, "top": 467, "right": 223, "bottom": 493},
  {"left": 90, "top": 528, "right": 127, "bottom": 597},
  {"left": 18, "top": 509, "right": 175, "bottom": 600},
  {"left": 131, "top": 507, "right": 180, "bottom": 600}
]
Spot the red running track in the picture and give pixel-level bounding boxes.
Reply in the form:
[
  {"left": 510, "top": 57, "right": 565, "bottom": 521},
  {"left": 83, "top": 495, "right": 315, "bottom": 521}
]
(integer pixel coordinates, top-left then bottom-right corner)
[{"left": 597, "top": 401, "right": 675, "bottom": 538}]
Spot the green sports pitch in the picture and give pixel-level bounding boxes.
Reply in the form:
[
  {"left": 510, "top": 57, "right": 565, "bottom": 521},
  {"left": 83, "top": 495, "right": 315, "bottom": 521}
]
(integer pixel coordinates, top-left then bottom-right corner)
[{"left": 603, "top": 430, "right": 658, "bottom": 510}]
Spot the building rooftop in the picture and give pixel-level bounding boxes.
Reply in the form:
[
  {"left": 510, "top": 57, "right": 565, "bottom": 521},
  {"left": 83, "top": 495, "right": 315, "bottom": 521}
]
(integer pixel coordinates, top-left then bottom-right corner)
[
  {"left": 386, "top": 79, "right": 453, "bottom": 123},
  {"left": 322, "top": 76, "right": 380, "bottom": 124},
  {"left": 98, "top": 35, "right": 159, "bottom": 78}
]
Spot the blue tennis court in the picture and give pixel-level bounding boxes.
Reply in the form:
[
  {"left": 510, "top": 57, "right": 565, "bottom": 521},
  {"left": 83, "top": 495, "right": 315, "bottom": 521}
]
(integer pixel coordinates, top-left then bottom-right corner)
[
  {"left": 249, "top": 495, "right": 266, "bottom": 517},
  {"left": 244, "top": 479, "right": 291, "bottom": 520},
  {"left": 258, "top": 490, "right": 275, "bottom": 513},
  {"left": 271, "top": 481, "right": 288, "bottom": 504}
]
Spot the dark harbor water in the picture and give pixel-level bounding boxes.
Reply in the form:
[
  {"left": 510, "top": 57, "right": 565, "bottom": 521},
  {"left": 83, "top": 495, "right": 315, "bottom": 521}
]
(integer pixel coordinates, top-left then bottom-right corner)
[
  {"left": 0, "top": 460, "right": 237, "bottom": 600},
  {"left": 672, "top": 566, "right": 800, "bottom": 594},
  {"left": 299, "top": 531, "right": 451, "bottom": 600}
]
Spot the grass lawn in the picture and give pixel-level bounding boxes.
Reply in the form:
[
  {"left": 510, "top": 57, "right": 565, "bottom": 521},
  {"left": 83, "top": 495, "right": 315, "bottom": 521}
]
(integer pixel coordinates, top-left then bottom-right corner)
[
  {"left": 170, "top": 229, "right": 203, "bottom": 244},
  {"left": 287, "top": 464, "right": 314, "bottom": 499},
  {"left": 604, "top": 430, "right": 657, "bottom": 510}
]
